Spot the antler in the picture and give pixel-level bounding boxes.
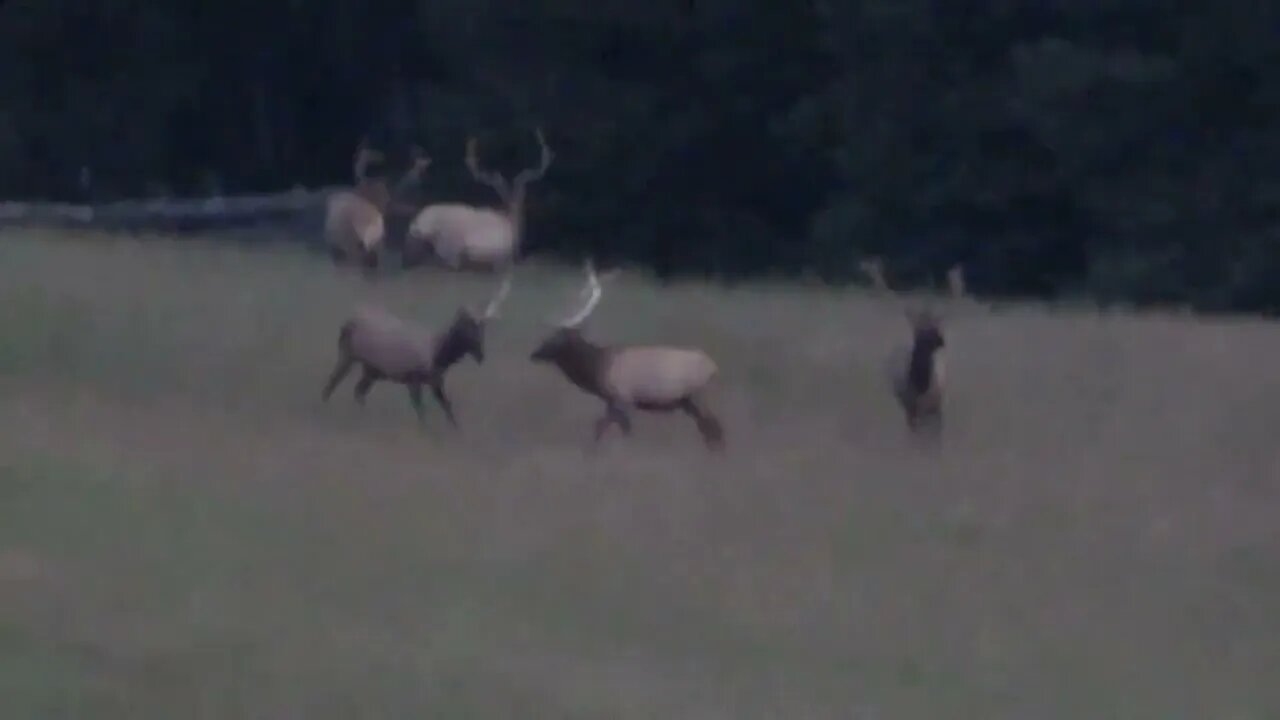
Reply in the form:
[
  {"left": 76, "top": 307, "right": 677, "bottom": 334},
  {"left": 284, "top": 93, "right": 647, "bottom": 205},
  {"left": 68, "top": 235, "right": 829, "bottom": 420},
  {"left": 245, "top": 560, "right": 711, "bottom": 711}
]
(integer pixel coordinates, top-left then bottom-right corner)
[
  {"left": 394, "top": 144, "right": 431, "bottom": 198},
  {"left": 859, "top": 257, "right": 889, "bottom": 292},
  {"left": 946, "top": 263, "right": 966, "bottom": 298},
  {"left": 407, "top": 144, "right": 432, "bottom": 176},
  {"left": 512, "top": 128, "right": 554, "bottom": 189},
  {"left": 353, "top": 137, "right": 386, "bottom": 184},
  {"left": 465, "top": 135, "right": 511, "bottom": 199},
  {"left": 557, "top": 259, "right": 602, "bottom": 328},
  {"left": 481, "top": 270, "right": 514, "bottom": 320}
]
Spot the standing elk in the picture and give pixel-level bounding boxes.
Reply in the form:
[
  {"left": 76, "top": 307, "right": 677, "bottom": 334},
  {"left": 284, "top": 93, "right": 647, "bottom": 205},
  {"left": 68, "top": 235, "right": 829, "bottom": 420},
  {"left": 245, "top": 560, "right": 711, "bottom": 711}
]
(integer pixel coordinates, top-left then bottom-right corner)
[
  {"left": 887, "top": 307, "right": 947, "bottom": 437},
  {"left": 862, "top": 257, "right": 950, "bottom": 437},
  {"left": 529, "top": 260, "right": 726, "bottom": 452},
  {"left": 404, "top": 128, "right": 553, "bottom": 271},
  {"left": 885, "top": 307, "right": 947, "bottom": 435},
  {"left": 320, "top": 271, "right": 512, "bottom": 428},
  {"left": 325, "top": 139, "right": 431, "bottom": 271}
]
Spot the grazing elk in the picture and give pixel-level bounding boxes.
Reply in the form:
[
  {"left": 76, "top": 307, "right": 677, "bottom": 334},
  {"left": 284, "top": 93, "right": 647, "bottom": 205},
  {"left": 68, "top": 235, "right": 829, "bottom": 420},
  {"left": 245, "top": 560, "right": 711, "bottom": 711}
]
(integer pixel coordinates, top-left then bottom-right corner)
[
  {"left": 320, "top": 271, "right": 512, "bottom": 428},
  {"left": 529, "top": 260, "right": 726, "bottom": 452},
  {"left": 404, "top": 128, "right": 553, "bottom": 271},
  {"left": 325, "top": 139, "right": 431, "bottom": 270}
]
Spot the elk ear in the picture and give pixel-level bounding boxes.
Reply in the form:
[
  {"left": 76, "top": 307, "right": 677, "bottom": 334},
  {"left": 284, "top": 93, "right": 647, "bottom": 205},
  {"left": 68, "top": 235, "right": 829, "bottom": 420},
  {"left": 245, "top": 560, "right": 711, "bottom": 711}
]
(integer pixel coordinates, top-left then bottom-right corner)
[
  {"left": 905, "top": 306, "right": 923, "bottom": 328},
  {"left": 906, "top": 306, "right": 939, "bottom": 330}
]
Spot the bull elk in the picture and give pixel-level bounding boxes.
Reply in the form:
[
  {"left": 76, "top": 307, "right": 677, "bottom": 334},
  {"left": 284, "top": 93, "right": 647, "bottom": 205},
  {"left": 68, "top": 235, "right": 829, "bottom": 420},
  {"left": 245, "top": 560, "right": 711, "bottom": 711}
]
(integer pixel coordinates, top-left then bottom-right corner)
[
  {"left": 320, "top": 271, "right": 512, "bottom": 428},
  {"left": 325, "top": 139, "right": 431, "bottom": 270},
  {"left": 880, "top": 278, "right": 952, "bottom": 435},
  {"left": 404, "top": 128, "right": 553, "bottom": 271},
  {"left": 887, "top": 307, "right": 947, "bottom": 437},
  {"left": 529, "top": 260, "right": 725, "bottom": 452},
  {"left": 862, "top": 257, "right": 950, "bottom": 436}
]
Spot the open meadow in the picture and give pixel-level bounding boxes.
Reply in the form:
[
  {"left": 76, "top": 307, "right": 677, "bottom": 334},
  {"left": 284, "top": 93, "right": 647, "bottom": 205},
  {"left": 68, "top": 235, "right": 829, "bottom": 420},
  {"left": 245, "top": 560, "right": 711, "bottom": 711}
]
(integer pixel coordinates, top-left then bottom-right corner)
[{"left": 1, "top": 228, "right": 1278, "bottom": 718}]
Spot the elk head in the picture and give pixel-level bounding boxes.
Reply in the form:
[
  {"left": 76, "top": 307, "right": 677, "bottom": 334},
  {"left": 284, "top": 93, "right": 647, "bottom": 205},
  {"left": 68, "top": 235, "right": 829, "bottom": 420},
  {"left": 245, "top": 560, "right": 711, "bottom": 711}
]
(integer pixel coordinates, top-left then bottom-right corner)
[
  {"left": 529, "top": 259, "right": 603, "bottom": 366},
  {"left": 387, "top": 144, "right": 432, "bottom": 216},
  {"left": 466, "top": 128, "right": 554, "bottom": 236},
  {"left": 444, "top": 270, "right": 513, "bottom": 365},
  {"left": 399, "top": 144, "right": 432, "bottom": 189},
  {"left": 353, "top": 137, "right": 387, "bottom": 184}
]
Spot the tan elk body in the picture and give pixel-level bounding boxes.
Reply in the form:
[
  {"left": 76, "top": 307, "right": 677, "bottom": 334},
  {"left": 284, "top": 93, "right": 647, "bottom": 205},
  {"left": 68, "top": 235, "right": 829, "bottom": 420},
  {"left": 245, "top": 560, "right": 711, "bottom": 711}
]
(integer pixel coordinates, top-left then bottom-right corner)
[
  {"left": 325, "top": 141, "right": 430, "bottom": 269},
  {"left": 320, "top": 273, "right": 511, "bottom": 427},
  {"left": 406, "top": 129, "right": 552, "bottom": 270},
  {"left": 529, "top": 261, "right": 725, "bottom": 451}
]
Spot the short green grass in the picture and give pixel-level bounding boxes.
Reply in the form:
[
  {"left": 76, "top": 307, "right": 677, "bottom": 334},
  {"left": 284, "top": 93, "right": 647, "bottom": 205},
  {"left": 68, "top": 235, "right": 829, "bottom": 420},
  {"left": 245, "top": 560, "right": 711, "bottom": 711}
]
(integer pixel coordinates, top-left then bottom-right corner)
[{"left": 1, "top": 228, "right": 1278, "bottom": 718}]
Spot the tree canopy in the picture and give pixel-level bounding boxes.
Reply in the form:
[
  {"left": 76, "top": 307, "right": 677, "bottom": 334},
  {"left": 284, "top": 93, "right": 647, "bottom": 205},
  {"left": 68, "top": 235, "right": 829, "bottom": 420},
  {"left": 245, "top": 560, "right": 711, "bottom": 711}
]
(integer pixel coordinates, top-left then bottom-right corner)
[{"left": 1, "top": 1, "right": 1276, "bottom": 311}]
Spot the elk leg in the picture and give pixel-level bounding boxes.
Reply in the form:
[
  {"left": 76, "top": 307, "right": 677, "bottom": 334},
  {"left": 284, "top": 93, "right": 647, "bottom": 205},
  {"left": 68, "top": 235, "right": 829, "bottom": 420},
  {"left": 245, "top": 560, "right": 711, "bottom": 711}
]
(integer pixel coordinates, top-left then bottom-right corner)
[
  {"left": 320, "top": 356, "right": 354, "bottom": 401},
  {"left": 591, "top": 414, "right": 613, "bottom": 445},
  {"left": 681, "top": 397, "right": 725, "bottom": 452},
  {"left": 400, "top": 244, "right": 420, "bottom": 269},
  {"left": 923, "top": 407, "right": 943, "bottom": 437},
  {"left": 591, "top": 404, "right": 630, "bottom": 445},
  {"left": 353, "top": 367, "right": 379, "bottom": 405},
  {"left": 611, "top": 405, "right": 633, "bottom": 435},
  {"left": 407, "top": 383, "right": 427, "bottom": 424},
  {"left": 430, "top": 381, "right": 458, "bottom": 428}
]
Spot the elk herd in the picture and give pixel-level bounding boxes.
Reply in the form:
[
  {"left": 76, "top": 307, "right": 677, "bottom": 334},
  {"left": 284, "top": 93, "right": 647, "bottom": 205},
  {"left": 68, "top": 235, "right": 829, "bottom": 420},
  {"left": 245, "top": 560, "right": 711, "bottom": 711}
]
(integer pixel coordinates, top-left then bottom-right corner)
[{"left": 321, "top": 132, "right": 957, "bottom": 452}]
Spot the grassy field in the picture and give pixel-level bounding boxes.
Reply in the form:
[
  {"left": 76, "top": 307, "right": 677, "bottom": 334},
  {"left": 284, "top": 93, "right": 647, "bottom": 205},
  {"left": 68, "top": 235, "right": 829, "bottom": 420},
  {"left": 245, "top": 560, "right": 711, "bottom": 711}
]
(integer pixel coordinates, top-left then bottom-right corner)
[{"left": 1, "top": 228, "right": 1278, "bottom": 719}]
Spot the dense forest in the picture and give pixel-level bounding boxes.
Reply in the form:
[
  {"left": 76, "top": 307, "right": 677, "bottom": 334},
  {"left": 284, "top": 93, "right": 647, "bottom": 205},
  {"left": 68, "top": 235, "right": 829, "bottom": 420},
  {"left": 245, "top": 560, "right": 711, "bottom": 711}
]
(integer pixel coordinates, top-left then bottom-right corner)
[{"left": 2, "top": 1, "right": 1278, "bottom": 311}]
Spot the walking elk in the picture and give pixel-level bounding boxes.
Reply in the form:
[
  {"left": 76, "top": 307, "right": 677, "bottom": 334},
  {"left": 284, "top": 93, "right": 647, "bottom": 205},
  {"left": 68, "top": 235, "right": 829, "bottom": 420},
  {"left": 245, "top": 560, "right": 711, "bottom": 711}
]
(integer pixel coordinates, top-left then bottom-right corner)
[
  {"left": 529, "top": 260, "right": 726, "bottom": 452},
  {"left": 320, "top": 271, "right": 513, "bottom": 428}
]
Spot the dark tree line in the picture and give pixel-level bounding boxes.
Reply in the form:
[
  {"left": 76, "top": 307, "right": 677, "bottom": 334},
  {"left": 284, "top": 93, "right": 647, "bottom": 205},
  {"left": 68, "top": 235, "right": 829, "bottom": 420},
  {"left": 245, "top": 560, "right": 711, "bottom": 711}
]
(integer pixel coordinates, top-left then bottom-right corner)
[{"left": 2, "top": 0, "right": 1278, "bottom": 312}]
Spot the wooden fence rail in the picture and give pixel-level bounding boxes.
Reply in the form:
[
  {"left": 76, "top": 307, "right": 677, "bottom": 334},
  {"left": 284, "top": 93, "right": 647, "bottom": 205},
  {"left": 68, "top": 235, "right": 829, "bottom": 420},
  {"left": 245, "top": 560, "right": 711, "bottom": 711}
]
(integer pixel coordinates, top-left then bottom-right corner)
[{"left": 0, "top": 186, "right": 344, "bottom": 236}]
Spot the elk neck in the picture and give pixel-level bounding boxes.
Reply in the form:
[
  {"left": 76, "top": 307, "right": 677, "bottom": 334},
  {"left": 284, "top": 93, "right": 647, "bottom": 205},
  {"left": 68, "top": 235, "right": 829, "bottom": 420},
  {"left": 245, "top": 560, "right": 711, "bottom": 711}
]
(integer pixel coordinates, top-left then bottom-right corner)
[
  {"left": 432, "top": 321, "right": 473, "bottom": 371},
  {"left": 505, "top": 186, "right": 528, "bottom": 239},
  {"left": 907, "top": 337, "right": 937, "bottom": 393},
  {"left": 554, "top": 333, "right": 610, "bottom": 397},
  {"left": 355, "top": 176, "right": 391, "bottom": 211}
]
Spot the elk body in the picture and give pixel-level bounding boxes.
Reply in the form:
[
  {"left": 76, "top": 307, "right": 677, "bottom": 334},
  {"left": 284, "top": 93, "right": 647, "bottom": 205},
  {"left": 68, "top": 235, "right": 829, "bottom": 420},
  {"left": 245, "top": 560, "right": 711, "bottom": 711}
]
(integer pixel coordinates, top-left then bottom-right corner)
[
  {"left": 529, "top": 261, "right": 725, "bottom": 452},
  {"left": 404, "top": 129, "right": 553, "bottom": 271},
  {"left": 320, "top": 273, "right": 512, "bottom": 427},
  {"left": 325, "top": 140, "right": 430, "bottom": 270}
]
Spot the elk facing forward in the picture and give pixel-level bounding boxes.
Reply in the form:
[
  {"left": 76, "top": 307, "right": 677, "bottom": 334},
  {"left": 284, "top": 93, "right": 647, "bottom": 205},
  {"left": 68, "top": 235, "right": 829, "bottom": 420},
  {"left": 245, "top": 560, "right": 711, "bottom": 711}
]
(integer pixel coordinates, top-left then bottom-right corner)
[
  {"left": 529, "top": 261, "right": 725, "bottom": 452},
  {"left": 888, "top": 308, "right": 946, "bottom": 435},
  {"left": 405, "top": 129, "right": 553, "bottom": 270},
  {"left": 320, "top": 272, "right": 512, "bottom": 427},
  {"left": 325, "top": 140, "right": 430, "bottom": 270}
]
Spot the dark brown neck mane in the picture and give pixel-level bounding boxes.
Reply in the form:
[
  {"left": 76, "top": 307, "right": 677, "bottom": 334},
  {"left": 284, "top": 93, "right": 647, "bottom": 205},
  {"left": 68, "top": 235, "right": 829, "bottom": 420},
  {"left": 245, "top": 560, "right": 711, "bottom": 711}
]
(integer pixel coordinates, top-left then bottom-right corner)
[
  {"left": 432, "top": 321, "right": 473, "bottom": 371},
  {"left": 553, "top": 334, "right": 609, "bottom": 397},
  {"left": 907, "top": 338, "right": 936, "bottom": 393}
]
